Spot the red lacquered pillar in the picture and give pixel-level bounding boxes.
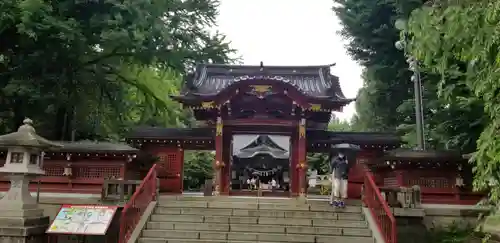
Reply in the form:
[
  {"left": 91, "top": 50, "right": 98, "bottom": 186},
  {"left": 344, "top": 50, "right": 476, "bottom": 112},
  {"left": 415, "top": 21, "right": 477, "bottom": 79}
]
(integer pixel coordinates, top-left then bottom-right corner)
[
  {"left": 214, "top": 116, "right": 225, "bottom": 196},
  {"left": 296, "top": 117, "right": 307, "bottom": 198}
]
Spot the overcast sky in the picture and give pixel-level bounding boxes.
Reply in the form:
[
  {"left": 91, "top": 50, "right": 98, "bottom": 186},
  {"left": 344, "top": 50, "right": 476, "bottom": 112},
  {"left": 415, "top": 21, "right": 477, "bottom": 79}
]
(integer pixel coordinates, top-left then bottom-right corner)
[{"left": 215, "top": 0, "right": 362, "bottom": 121}]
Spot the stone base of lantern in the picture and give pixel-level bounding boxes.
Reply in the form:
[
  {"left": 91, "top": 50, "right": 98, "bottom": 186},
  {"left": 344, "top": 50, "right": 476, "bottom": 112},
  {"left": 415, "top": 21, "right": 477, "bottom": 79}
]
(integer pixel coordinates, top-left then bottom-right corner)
[
  {"left": 0, "top": 217, "right": 49, "bottom": 243},
  {"left": 0, "top": 209, "right": 49, "bottom": 243},
  {"left": 0, "top": 175, "right": 49, "bottom": 243},
  {"left": 0, "top": 175, "right": 41, "bottom": 210}
]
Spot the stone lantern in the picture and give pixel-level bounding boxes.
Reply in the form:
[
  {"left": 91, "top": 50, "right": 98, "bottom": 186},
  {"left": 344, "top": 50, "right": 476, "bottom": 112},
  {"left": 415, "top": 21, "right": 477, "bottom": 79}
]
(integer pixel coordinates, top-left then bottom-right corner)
[{"left": 0, "top": 118, "right": 62, "bottom": 243}]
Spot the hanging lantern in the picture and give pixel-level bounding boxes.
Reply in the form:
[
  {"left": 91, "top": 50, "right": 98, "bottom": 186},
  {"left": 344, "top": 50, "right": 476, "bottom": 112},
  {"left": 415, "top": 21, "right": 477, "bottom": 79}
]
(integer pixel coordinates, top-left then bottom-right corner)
[
  {"left": 63, "top": 163, "right": 72, "bottom": 177},
  {"left": 455, "top": 175, "right": 464, "bottom": 187}
]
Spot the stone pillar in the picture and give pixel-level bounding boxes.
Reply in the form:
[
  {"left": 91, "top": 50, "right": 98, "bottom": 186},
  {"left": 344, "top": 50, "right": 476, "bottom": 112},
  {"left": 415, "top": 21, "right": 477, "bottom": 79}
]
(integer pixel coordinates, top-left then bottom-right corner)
[
  {"left": 0, "top": 175, "right": 49, "bottom": 243},
  {"left": 0, "top": 174, "right": 39, "bottom": 209},
  {"left": 296, "top": 117, "right": 307, "bottom": 200}
]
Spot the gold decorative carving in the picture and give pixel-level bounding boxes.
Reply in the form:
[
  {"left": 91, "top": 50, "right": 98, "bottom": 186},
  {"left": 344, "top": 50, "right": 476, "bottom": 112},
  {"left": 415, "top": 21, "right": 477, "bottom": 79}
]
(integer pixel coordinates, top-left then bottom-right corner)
[
  {"left": 202, "top": 101, "right": 214, "bottom": 109},
  {"left": 299, "top": 118, "right": 306, "bottom": 138},
  {"left": 299, "top": 126, "right": 305, "bottom": 138},
  {"left": 250, "top": 85, "right": 272, "bottom": 93},
  {"left": 296, "top": 161, "right": 308, "bottom": 169},
  {"left": 215, "top": 160, "right": 225, "bottom": 169},
  {"left": 309, "top": 104, "right": 321, "bottom": 111},
  {"left": 248, "top": 85, "right": 273, "bottom": 99},
  {"left": 216, "top": 117, "right": 223, "bottom": 136}
]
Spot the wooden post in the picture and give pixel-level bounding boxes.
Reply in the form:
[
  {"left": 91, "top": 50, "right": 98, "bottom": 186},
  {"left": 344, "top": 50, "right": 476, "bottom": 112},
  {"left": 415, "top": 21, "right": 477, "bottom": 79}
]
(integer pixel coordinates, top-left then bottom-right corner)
[
  {"left": 221, "top": 131, "right": 231, "bottom": 195},
  {"left": 297, "top": 117, "right": 307, "bottom": 199},
  {"left": 214, "top": 116, "right": 224, "bottom": 196}
]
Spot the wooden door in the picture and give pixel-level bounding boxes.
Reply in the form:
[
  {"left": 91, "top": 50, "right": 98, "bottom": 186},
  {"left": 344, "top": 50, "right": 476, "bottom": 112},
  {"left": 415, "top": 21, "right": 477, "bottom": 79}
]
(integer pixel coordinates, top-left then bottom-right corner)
[
  {"left": 347, "top": 154, "right": 369, "bottom": 199},
  {"left": 157, "top": 148, "right": 184, "bottom": 193}
]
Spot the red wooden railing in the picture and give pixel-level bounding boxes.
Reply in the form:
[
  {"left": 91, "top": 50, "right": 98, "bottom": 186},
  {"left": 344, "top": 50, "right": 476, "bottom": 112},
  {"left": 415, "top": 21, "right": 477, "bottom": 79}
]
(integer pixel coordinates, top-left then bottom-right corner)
[
  {"left": 119, "top": 164, "right": 158, "bottom": 243},
  {"left": 363, "top": 169, "right": 397, "bottom": 243}
]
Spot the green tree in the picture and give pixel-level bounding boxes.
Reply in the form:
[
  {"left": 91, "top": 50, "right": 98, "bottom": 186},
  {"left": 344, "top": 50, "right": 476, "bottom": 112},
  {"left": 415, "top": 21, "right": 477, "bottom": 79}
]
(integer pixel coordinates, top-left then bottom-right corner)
[
  {"left": 328, "top": 117, "right": 352, "bottom": 131},
  {"left": 0, "top": 0, "right": 235, "bottom": 140},
  {"left": 0, "top": 0, "right": 236, "bottom": 189},
  {"left": 405, "top": 0, "right": 497, "bottom": 201},
  {"left": 334, "top": 0, "right": 482, "bottom": 152},
  {"left": 183, "top": 151, "right": 214, "bottom": 190},
  {"left": 334, "top": 0, "right": 417, "bottom": 134}
]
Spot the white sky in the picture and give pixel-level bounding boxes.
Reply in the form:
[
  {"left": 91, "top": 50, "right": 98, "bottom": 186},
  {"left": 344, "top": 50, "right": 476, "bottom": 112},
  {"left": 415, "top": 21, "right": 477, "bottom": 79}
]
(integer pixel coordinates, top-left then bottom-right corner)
[{"left": 215, "top": 0, "right": 362, "bottom": 121}]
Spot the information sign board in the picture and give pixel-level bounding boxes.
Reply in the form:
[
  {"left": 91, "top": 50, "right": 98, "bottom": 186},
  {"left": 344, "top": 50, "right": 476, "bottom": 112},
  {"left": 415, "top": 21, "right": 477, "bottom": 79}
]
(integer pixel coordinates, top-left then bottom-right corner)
[{"left": 46, "top": 204, "right": 118, "bottom": 235}]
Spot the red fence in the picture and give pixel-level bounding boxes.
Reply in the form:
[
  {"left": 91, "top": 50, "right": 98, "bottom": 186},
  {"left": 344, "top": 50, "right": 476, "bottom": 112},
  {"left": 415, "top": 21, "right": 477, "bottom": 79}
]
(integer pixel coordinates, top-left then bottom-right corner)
[
  {"left": 0, "top": 160, "right": 127, "bottom": 193},
  {"left": 363, "top": 169, "right": 397, "bottom": 243},
  {"left": 378, "top": 170, "right": 484, "bottom": 205},
  {"left": 119, "top": 164, "right": 158, "bottom": 243}
]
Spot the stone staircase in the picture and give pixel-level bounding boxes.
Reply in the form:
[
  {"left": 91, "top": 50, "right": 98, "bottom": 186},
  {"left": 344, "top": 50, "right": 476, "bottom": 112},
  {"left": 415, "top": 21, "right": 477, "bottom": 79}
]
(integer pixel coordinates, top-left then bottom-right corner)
[{"left": 137, "top": 196, "right": 376, "bottom": 243}]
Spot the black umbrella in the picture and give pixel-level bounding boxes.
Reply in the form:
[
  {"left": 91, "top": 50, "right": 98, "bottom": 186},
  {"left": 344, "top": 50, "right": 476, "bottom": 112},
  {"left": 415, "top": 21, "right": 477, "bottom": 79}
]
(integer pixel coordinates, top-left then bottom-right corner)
[
  {"left": 329, "top": 143, "right": 361, "bottom": 159},
  {"left": 331, "top": 143, "right": 361, "bottom": 151}
]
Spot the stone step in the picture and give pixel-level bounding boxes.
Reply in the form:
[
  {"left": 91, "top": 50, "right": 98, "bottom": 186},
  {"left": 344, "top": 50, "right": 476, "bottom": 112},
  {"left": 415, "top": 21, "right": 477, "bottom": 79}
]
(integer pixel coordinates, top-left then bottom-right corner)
[
  {"left": 155, "top": 207, "right": 364, "bottom": 220},
  {"left": 159, "top": 195, "right": 362, "bottom": 205},
  {"left": 138, "top": 238, "right": 283, "bottom": 243},
  {"left": 146, "top": 221, "right": 371, "bottom": 236},
  {"left": 141, "top": 230, "right": 374, "bottom": 243},
  {"left": 157, "top": 200, "right": 362, "bottom": 213},
  {"left": 149, "top": 216, "right": 368, "bottom": 228},
  {"left": 0, "top": 225, "right": 47, "bottom": 236}
]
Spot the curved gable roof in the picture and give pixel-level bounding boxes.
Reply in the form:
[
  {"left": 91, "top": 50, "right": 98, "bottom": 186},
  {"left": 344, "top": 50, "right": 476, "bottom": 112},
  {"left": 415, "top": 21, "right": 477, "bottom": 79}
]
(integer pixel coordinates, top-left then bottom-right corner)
[{"left": 183, "top": 64, "right": 348, "bottom": 99}]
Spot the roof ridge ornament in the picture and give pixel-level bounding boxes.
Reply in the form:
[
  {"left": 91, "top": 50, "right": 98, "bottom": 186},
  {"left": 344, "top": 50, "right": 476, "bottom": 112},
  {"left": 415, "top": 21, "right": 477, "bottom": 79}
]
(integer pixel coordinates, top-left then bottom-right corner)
[
  {"left": 0, "top": 117, "right": 62, "bottom": 149},
  {"left": 18, "top": 117, "right": 35, "bottom": 133}
]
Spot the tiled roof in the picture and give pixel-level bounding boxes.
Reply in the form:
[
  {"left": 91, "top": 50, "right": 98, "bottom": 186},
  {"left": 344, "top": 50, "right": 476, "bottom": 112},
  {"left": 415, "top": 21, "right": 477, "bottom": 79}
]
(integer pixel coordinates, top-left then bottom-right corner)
[
  {"left": 127, "top": 127, "right": 402, "bottom": 146},
  {"left": 384, "top": 148, "right": 464, "bottom": 161},
  {"left": 50, "top": 141, "right": 138, "bottom": 153},
  {"left": 183, "top": 64, "right": 349, "bottom": 99},
  {"left": 127, "top": 127, "right": 215, "bottom": 139}
]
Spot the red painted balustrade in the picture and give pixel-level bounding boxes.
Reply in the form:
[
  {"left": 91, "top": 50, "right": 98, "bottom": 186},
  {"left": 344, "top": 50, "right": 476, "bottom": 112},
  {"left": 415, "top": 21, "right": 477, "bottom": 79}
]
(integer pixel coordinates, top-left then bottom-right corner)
[
  {"left": 363, "top": 168, "right": 397, "bottom": 243},
  {"left": 0, "top": 160, "right": 127, "bottom": 193},
  {"left": 119, "top": 164, "right": 158, "bottom": 243},
  {"left": 378, "top": 170, "right": 484, "bottom": 205}
]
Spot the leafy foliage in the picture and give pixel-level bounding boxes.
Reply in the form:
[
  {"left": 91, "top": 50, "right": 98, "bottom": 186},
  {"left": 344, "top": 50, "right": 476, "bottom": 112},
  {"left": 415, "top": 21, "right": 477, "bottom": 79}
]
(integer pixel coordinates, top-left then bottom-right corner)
[
  {"left": 426, "top": 224, "right": 478, "bottom": 243},
  {"left": 0, "top": 0, "right": 235, "bottom": 187},
  {"left": 183, "top": 151, "right": 214, "bottom": 190},
  {"left": 405, "top": 0, "right": 498, "bottom": 201},
  {"left": 0, "top": 0, "right": 235, "bottom": 140},
  {"left": 334, "top": 0, "right": 415, "bottom": 134},
  {"left": 334, "top": 0, "right": 483, "bottom": 153}
]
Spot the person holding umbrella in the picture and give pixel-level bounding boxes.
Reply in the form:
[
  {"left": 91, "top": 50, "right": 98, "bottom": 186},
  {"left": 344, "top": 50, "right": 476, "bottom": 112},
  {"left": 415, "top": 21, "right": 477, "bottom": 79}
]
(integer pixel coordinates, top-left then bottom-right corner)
[{"left": 328, "top": 144, "right": 359, "bottom": 207}]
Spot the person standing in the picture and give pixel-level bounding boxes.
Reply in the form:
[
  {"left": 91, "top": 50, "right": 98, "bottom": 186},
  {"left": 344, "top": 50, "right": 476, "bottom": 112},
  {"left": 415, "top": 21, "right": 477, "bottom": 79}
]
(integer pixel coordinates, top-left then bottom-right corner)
[
  {"left": 271, "top": 178, "right": 277, "bottom": 192},
  {"left": 246, "top": 178, "right": 251, "bottom": 190},
  {"left": 328, "top": 151, "right": 350, "bottom": 207},
  {"left": 250, "top": 177, "right": 256, "bottom": 190}
]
